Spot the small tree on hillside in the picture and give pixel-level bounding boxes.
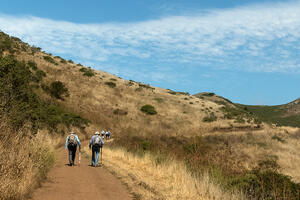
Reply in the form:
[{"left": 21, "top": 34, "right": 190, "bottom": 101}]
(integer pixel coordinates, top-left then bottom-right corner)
[{"left": 49, "top": 81, "right": 69, "bottom": 100}]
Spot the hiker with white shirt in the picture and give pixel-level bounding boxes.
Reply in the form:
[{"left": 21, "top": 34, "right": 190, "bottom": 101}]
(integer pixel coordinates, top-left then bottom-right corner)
[
  {"left": 65, "top": 131, "right": 81, "bottom": 166},
  {"left": 89, "top": 131, "right": 104, "bottom": 167}
]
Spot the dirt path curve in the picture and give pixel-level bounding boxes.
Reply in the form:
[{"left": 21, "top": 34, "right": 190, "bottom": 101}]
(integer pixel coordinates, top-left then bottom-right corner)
[{"left": 31, "top": 142, "right": 132, "bottom": 200}]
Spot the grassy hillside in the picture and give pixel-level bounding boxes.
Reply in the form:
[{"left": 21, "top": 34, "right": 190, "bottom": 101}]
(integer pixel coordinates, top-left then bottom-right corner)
[
  {"left": 245, "top": 104, "right": 300, "bottom": 127},
  {"left": 1, "top": 30, "right": 300, "bottom": 199},
  {"left": 194, "top": 92, "right": 300, "bottom": 127}
]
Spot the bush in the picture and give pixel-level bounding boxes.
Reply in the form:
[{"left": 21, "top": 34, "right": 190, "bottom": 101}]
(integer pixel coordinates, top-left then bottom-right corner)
[
  {"left": 43, "top": 56, "right": 58, "bottom": 65},
  {"left": 154, "top": 97, "right": 164, "bottom": 103},
  {"left": 105, "top": 81, "right": 116, "bottom": 88},
  {"left": 168, "top": 91, "right": 177, "bottom": 95},
  {"left": 167, "top": 90, "right": 189, "bottom": 95},
  {"left": 141, "top": 140, "right": 151, "bottom": 151},
  {"left": 138, "top": 83, "right": 154, "bottom": 90},
  {"left": 141, "top": 105, "right": 157, "bottom": 115},
  {"left": 48, "top": 81, "right": 69, "bottom": 99},
  {"left": 0, "top": 32, "right": 14, "bottom": 54},
  {"left": 34, "top": 69, "right": 46, "bottom": 82},
  {"left": 127, "top": 80, "right": 135, "bottom": 86},
  {"left": 27, "top": 61, "right": 37, "bottom": 70},
  {"left": 0, "top": 56, "right": 88, "bottom": 130},
  {"left": 79, "top": 67, "right": 95, "bottom": 77},
  {"left": 229, "top": 170, "right": 300, "bottom": 199}
]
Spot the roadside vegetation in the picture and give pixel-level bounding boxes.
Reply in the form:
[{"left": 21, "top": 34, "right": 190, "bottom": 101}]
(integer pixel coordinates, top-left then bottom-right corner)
[
  {"left": 0, "top": 35, "right": 89, "bottom": 200},
  {"left": 0, "top": 124, "right": 55, "bottom": 200},
  {"left": 83, "top": 145, "right": 243, "bottom": 200},
  {"left": 112, "top": 129, "right": 300, "bottom": 199}
]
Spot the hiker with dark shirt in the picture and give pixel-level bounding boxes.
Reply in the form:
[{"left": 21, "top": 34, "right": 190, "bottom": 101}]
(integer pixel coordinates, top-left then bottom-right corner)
[
  {"left": 105, "top": 130, "right": 111, "bottom": 139},
  {"left": 65, "top": 131, "right": 81, "bottom": 166},
  {"left": 89, "top": 131, "right": 104, "bottom": 167}
]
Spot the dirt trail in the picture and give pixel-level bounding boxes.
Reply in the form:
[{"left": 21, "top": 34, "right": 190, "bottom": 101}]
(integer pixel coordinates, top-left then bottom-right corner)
[{"left": 31, "top": 142, "right": 132, "bottom": 200}]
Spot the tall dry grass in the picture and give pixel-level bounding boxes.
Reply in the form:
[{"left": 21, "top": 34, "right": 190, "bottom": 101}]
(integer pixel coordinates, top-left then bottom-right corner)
[
  {"left": 0, "top": 122, "right": 56, "bottom": 200},
  {"left": 82, "top": 145, "right": 244, "bottom": 200}
]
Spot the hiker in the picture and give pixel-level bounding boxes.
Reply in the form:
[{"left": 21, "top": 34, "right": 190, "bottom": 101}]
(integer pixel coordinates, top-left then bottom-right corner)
[
  {"left": 105, "top": 130, "right": 111, "bottom": 139},
  {"left": 101, "top": 130, "right": 105, "bottom": 137},
  {"left": 89, "top": 131, "right": 104, "bottom": 167},
  {"left": 65, "top": 131, "right": 81, "bottom": 166}
]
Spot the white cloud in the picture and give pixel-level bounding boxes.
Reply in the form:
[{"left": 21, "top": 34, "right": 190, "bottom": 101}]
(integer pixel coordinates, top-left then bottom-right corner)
[{"left": 0, "top": 1, "right": 300, "bottom": 75}]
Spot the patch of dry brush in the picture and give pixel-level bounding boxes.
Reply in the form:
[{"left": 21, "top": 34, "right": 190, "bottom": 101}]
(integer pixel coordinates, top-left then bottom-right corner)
[
  {"left": 0, "top": 122, "right": 55, "bottom": 200},
  {"left": 83, "top": 146, "right": 243, "bottom": 200}
]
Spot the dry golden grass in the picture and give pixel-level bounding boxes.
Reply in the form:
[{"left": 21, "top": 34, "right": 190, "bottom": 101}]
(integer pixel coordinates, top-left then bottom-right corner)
[
  {"left": 206, "top": 125, "right": 300, "bottom": 182},
  {"left": 0, "top": 121, "right": 56, "bottom": 200},
  {"left": 15, "top": 51, "right": 254, "bottom": 139},
  {"left": 82, "top": 145, "right": 244, "bottom": 200}
]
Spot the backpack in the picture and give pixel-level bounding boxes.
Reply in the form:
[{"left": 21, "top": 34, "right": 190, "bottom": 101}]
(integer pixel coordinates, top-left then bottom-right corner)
[
  {"left": 93, "top": 135, "right": 102, "bottom": 147},
  {"left": 68, "top": 134, "right": 77, "bottom": 146}
]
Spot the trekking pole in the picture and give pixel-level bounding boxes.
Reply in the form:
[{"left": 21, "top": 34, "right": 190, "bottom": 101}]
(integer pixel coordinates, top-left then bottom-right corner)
[
  {"left": 78, "top": 149, "right": 81, "bottom": 167},
  {"left": 100, "top": 147, "right": 103, "bottom": 165}
]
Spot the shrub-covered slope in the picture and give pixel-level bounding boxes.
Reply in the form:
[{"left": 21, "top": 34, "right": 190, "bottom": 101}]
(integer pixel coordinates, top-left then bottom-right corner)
[
  {"left": 194, "top": 92, "right": 300, "bottom": 127},
  {"left": 1, "top": 31, "right": 300, "bottom": 200}
]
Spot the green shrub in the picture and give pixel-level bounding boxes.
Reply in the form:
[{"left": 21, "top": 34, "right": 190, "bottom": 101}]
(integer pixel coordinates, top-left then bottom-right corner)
[
  {"left": 202, "top": 92, "right": 215, "bottom": 96},
  {"left": 0, "top": 56, "right": 88, "bottom": 130},
  {"left": 127, "top": 80, "right": 135, "bottom": 86},
  {"left": 141, "top": 140, "right": 151, "bottom": 151},
  {"left": 32, "top": 69, "right": 46, "bottom": 82},
  {"left": 43, "top": 56, "right": 58, "bottom": 65},
  {"left": 27, "top": 61, "right": 37, "bottom": 70},
  {"left": 140, "top": 105, "right": 157, "bottom": 115},
  {"left": 31, "top": 45, "right": 41, "bottom": 54},
  {"left": 48, "top": 81, "right": 69, "bottom": 99},
  {"left": 79, "top": 67, "right": 95, "bottom": 77},
  {"left": 167, "top": 90, "right": 189, "bottom": 95},
  {"left": 138, "top": 83, "right": 154, "bottom": 90},
  {"left": 110, "top": 78, "right": 117, "bottom": 81},
  {"left": 229, "top": 170, "right": 300, "bottom": 199},
  {"left": 105, "top": 81, "right": 116, "bottom": 88},
  {"left": 154, "top": 97, "right": 164, "bottom": 103},
  {"left": 0, "top": 32, "right": 14, "bottom": 54},
  {"left": 168, "top": 91, "right": 177, "bottom": 95}
]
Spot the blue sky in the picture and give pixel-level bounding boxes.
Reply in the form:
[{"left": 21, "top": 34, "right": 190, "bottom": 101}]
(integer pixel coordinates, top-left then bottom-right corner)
[{"left": 0, "top": 0, "right": 299, "bottom": 105}]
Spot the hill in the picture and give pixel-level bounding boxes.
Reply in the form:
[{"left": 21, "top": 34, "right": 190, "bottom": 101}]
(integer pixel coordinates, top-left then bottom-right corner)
[
  {"left": 1, "top": 31, "right": 300, "bottom": 200},
  {"left": 194, "top": 92, "right": 300, "bottom": 127}
]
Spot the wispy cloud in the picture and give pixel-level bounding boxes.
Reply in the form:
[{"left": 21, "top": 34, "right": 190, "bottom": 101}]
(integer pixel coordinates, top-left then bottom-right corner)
[{"left": 0, "top": 1, "right": 300, "bottom": 80}]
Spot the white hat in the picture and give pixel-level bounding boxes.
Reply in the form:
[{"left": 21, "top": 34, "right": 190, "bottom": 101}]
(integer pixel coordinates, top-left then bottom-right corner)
[
  {"left": 95, "top": 131, "right": 100, "bottom": 135},
  {"left": 70, "top": 130, "right": 75, "bottom": 134}
]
